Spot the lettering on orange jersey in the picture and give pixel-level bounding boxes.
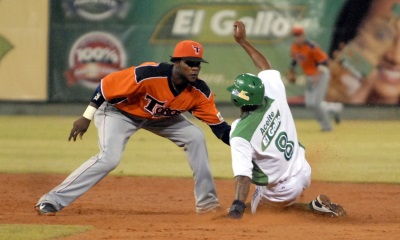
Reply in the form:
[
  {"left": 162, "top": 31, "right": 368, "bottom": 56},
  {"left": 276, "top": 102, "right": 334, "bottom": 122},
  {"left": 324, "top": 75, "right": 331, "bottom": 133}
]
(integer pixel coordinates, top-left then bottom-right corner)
[{"left": 144, "top": 94, "right": 182, "bottom": 117}]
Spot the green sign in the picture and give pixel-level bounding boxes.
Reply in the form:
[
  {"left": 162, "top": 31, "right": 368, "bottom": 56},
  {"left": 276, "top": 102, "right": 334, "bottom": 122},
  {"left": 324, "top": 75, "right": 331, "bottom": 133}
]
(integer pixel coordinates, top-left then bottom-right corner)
[
  {"left": 49, "top": 0, "right": 346, "bottom": 102},
  {"left": 0, "top": 35, "right": 13, "bottom": 61}
]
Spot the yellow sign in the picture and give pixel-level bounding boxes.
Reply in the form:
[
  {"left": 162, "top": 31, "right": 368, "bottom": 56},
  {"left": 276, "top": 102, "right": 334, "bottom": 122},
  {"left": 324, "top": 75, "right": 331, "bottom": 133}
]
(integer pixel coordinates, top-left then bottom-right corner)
[{"left": 0, "top": 0, "right": 49, "bottom": 101}]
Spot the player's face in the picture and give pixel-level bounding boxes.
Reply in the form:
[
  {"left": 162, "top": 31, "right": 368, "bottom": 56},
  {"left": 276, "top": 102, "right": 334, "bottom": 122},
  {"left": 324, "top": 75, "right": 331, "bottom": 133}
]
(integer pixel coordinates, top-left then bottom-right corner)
[
  {"left": 179, "top": 60, "right": 201, "bottom": 83},
  {"left": 293, "top": 34, "right": 305, "bottom": 45},
  {"left": 331, "top": 0, "right": 400, "bottom": 104},
  {"left": 363, "top": 0, "right": 400, "bottom": 103}
]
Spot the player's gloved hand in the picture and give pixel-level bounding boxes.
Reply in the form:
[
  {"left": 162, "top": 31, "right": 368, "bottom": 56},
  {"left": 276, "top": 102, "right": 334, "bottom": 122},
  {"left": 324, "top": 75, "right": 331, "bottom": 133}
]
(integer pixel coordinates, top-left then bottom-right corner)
[{"left": 227, "top": 199, "right": 246, "bottom": 219}]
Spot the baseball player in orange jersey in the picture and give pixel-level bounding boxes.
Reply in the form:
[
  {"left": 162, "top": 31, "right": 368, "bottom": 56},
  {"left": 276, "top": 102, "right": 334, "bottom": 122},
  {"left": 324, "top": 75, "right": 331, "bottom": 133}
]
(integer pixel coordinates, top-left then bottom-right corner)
[
  {"left": 35, "top": 40, "right": 230, "bottom": 215},
  {"left": 287, "top": 26, "right": 342, "bottom": 132}
]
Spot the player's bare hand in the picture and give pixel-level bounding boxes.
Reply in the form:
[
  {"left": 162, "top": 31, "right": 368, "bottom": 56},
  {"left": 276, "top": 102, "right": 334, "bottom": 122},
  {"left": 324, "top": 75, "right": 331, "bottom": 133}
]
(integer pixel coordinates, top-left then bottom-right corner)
[
  {"left": 68, "top": 117, "right": 91, "bottom": 142},
  {"left": 287, "top": 69, "right": 296, "bottom": 83},
  {"left": 233, "top": 20, "right": 246, "bottom": 44}
]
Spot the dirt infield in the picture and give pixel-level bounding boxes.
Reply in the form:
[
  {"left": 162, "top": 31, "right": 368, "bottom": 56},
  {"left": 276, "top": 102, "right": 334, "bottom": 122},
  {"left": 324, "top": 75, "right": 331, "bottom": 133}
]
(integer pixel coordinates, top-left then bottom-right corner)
[{"left": 1, "top": 173, "right": 399, "bottom": 240}]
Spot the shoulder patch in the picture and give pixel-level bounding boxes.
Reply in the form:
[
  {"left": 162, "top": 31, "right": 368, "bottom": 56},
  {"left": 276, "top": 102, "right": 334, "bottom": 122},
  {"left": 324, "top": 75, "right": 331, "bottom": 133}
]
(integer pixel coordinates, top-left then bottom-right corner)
[{"left": 134, "top": 62, "right": 172, "bottom": 83}]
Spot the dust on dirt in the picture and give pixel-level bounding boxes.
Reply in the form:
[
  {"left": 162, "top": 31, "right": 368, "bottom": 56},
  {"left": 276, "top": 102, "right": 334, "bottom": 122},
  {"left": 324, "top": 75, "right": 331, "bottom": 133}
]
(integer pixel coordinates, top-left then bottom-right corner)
[{"left": 1, "top": 174, "right": 399, "bottom": 240}]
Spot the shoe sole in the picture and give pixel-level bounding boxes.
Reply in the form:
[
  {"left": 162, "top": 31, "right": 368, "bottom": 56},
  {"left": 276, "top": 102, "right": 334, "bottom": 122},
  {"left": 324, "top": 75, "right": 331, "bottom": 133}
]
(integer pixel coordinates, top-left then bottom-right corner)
[
  {"left": 196, "top": 204, "right": 221, "bottom": 214},
  {"left": 316, "top": 195, "right": 346, "bottom": 218},
  {"left": 35, "top": 206, "right": 56, "bottom": 216}
]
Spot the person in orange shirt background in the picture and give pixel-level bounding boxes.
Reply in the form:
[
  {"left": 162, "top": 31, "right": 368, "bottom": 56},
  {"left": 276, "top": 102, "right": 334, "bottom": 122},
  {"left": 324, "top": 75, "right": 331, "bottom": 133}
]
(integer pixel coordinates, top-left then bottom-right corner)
[{"left": 287, "top": 26, "right": 343, "bottom": 132}]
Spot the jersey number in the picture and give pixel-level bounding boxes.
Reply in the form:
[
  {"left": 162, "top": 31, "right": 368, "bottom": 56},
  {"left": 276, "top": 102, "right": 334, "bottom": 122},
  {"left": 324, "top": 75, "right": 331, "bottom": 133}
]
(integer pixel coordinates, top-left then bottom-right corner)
[{"left": 275, "top": 132, "right": 294, "bottom": 161}]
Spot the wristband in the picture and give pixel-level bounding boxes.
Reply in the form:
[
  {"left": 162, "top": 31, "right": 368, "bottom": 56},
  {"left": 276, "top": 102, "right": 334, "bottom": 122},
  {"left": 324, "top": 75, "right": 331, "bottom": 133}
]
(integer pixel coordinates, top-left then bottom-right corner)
[{"left": 82, "top": 105, "right": 97, "bottom": 120}]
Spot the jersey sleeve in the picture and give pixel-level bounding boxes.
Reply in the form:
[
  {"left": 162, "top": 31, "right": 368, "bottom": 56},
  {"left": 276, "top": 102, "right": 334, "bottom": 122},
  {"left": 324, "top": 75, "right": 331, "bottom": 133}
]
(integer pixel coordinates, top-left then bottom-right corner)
[
  {"left": 258, "top": 70, "right": 286, "bottom": 100},
  {"left": 191, "top": 88, "right": 225, "bottom": 126},
  {"left": 101, "top": 67, "right": 138, "bottom": 101},
  {"left": 313, "top": 46, "right": 329, "bottom": 64},
  {"left": 230, "top": 136, "right": 254, "bottom": 178}
]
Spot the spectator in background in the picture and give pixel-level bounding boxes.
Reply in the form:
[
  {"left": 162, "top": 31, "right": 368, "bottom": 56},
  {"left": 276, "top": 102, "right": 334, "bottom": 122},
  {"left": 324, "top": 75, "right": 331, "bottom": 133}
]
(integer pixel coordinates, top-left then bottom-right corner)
[
  {"left": 287, "top": 26, "right": 342, "bottom": 132},
  {"left": 327, "top": 0, "right": 400, "bottom": 105}
]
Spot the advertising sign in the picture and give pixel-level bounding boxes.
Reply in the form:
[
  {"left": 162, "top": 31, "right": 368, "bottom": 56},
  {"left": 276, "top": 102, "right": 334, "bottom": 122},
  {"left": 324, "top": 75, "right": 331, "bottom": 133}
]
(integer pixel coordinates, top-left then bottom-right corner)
[
  {"left": 0, "top": 0, "right": 49, "bottom": 101},
  {"left": 48, "top": 0, "right": 353, "bottom": 104}
]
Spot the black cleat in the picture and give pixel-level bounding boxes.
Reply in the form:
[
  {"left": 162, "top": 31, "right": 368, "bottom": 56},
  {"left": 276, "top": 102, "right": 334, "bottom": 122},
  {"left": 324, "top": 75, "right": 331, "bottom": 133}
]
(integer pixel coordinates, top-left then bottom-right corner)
[{"left": 35, "top": 202, "right": 57, "bottom": 216}]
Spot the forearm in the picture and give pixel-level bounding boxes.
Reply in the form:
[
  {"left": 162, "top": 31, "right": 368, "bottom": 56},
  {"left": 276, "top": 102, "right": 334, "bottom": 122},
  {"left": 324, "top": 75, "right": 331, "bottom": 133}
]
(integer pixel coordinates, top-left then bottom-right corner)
[
  {"left": 227, "top": 175, "right": 251, "bottom": 219},
  {"left": 233, "top": 175, "right": 251, "bottom": 202},
  {"left": 88, "top": 102, "right": 99, "bottom": 108},
  {"left": 290, "top": 59, "right": 297, "bottom": 71},
  {"left": 238, "top": 40, "right": 271, "bottom": 72},
  {"left": 83, "top": 85, "right": 105, "bottom": 120},
  {"left": 209, "top": 121, "right": 231, "bottom": 146}
]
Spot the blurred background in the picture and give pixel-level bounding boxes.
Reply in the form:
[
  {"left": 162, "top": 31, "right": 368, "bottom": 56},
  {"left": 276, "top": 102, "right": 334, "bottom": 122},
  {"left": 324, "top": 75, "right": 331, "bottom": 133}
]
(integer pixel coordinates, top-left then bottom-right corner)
[{"left": 0, "top": 0, "right": 399, "bottom": 118}]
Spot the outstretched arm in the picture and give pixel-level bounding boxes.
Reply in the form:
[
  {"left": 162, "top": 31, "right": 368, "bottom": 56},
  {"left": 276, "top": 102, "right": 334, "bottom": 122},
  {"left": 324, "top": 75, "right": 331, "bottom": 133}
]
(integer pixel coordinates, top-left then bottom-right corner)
[
  {"left": 227, "top": 175, "right": 251, "bottom": 219},
  {"left": 233, "top": 20, "right": 271, "bottom": 71},
  {"left": 209, "top": 122, "right": 231, "bottom": 145},
  {"left": 68, "top": 85, "right": 105, "bottom": 142}
]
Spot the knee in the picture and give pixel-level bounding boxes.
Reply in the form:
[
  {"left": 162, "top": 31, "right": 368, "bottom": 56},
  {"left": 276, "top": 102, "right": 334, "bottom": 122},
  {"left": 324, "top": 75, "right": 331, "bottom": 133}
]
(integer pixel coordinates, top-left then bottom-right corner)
[
  {"left": 95, "top": 152, "right": 121, "bottom": 172},
  {"left": 186, "top": 126, "right": 206, "bottom": 145}
]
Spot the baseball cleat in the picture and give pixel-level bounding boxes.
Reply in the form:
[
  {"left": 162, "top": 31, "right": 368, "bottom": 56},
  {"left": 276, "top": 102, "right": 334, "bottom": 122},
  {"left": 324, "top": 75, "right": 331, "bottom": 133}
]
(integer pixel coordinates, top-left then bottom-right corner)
[
  {"left": 310, "top": 194, "right": 346, "bottom": 218},
  {"left": 196, "top": 203, "right": 221, "bottom": 214},
  {"left": 35, "top": 202, "right": 57, "bottom": 216}
]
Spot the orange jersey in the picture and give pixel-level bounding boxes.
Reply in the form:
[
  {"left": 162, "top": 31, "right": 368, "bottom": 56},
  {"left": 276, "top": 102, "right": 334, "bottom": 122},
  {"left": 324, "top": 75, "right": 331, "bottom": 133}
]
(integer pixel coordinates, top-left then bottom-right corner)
[
  {"left": 290, "top": 40, "right": 328, "bottom": 75},
  {"left": 100, "top": 62, "right": 224, "bottom": 125}
]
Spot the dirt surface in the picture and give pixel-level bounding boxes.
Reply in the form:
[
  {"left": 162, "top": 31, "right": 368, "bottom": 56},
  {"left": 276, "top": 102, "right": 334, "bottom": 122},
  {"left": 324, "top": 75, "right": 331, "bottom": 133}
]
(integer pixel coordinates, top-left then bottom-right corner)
[{"left": 1, "top": 173, "right": 399, "bottom": 240}]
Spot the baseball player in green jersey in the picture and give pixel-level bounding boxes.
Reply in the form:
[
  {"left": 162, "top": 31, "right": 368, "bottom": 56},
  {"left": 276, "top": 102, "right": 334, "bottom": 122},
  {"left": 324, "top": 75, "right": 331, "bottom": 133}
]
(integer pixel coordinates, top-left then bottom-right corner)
[{"left": 226, "top": 21, "right": 346, "bottom": 219}]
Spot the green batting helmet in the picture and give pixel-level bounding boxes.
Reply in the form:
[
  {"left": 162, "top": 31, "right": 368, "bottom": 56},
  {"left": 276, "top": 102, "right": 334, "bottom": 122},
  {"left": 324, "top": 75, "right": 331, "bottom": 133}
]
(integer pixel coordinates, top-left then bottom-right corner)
[{"left": 226, "top": 73, "right": 265, "bottom": 108}]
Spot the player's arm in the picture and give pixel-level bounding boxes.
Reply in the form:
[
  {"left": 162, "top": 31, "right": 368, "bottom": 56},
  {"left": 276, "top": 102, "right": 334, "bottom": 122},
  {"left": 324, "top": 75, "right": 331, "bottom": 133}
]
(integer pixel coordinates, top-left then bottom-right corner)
[
  {"left": 227, "top": 136, "right": 254, "bottom": 219},
  {"left": 287, "top": 59, "right": 297, "bottom": 83},
  {"left": 314, "top": 47, "right": 330, "bottom": 73},
  {"left": 233, "top": 20, "right": 271, "bottom": 72},
  {"left": 190, "top": 80, "right": 231, "bottom": 145},
  {"left": 209, "top": 122, "right": 231, "bottom": 145},
  {"left": 68, "top": 84, "right": 105, "bottom": 142},
  {"left": 227, "top": 175, "right": 251, "bottom": 219},
  {"left": 191, "top": 108, "right": 231, "bottom": 145}
]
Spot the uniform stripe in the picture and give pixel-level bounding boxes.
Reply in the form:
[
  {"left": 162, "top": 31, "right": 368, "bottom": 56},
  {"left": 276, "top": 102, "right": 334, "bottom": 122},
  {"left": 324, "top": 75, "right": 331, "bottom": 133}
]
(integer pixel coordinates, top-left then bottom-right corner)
[
  {"left": 230, "top": 97, "right": 274, "bottom": 142},
  {"left": 190, "top": 79, "right": 211, "bottom": 99},
  {"left": 134, "top": 62, "right": 172, "bottom": 83}
]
